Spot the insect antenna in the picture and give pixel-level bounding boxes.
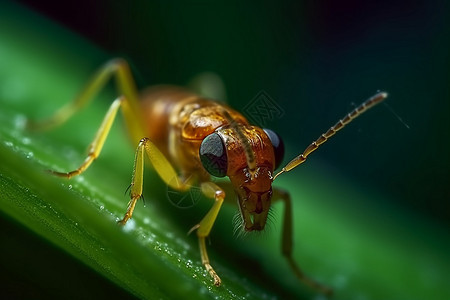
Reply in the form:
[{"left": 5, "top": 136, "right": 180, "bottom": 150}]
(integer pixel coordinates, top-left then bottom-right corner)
[
  {"left": 273, "top": 92, "right": 388, "bottom": 181},
  {"left": 222, "top": 110, "right": 257, "bottom": 179}
]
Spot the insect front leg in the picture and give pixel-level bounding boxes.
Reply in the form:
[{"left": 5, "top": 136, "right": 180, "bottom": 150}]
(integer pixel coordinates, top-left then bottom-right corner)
[
  {"left": 272, "top": 187, "right": 333, "bottom": 295},
  {"left": 119, "top": 137, "right": 190, "bottom": 224},
  {"left": 189, "top": 181, "right": 226, "bottom": 286}
]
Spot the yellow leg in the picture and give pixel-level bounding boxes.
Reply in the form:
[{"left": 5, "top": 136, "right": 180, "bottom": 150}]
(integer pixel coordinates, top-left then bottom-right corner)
[
  {"left": 118, "top": 137, "right": 190, "bottom": 224},
  {"left": 27, "top": 58, "right": 145, "bottom": 143},
  {"left": 272, "top": 188, "right": 333, "bottom": 295},
  {"left": 27, "top": 58, "right": 191, "bottom": 227},
  {"left": 190, "top": 182, "right": 225, "bottom": 286},
  {"left": 50, "top": 97, "right": 123, "bottom": 178},
  {"left": 27, "top": 58, "right": 148, "bottom": 180}
]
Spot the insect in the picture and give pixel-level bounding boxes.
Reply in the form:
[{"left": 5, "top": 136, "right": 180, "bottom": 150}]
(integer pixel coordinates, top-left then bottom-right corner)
[{"left": 27, "top": 58, "right": 387, "bottom": 295}]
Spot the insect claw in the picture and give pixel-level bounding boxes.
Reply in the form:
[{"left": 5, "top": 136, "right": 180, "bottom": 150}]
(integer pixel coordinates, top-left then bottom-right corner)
[
  {"left": 204, "top": 262, "right": 221, "bottom": 286},
  {"left": 46, "top": 168, "right": 68, "bottom": 177},
  {"left": 117, "top": 217, "right": 128, "bottom": 226},
  {"left": 213, "top": 274, "right": 221, "bottom": 287},
  {"left": 45, "top": 169, "right": 57, "bottom": 176}
]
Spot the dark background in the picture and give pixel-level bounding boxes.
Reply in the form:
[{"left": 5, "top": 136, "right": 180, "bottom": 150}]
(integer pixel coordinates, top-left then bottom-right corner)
[
  {"left": 3, "top": 0, "right": 450, "bottom": 298},
  {"left": 15, "top": 0, "right": 449, "bottom": 224}
]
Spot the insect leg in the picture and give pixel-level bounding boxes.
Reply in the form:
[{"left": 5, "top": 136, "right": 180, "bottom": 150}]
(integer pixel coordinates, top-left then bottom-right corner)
[
  {"left": 118, "top": 137, "right": 190, "bottom": 224},
  {"left": 191, "top": 181, "right": 225, "bottom": 286},
  {"left": 272, "top": 187, "right": 333, "bottom": 295},
  {"left": 27, "top": 58, "right": 145, "bottom": 142},
  {"left": 49, "top": 96, "right": 129, "bottom": 178}
]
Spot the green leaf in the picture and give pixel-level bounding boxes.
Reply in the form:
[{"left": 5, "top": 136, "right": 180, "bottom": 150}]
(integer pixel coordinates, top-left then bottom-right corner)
[
  {"left": 1, "top": 2, "right": 449, "bottom": 300},
  {"left": 0, "top": 3, "right": 301, "bottom": 299}
]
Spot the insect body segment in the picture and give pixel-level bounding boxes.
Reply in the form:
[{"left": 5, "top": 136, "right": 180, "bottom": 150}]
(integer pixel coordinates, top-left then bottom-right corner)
[{"left": 30, "top": 58, "right": 387, "bottom": 295}]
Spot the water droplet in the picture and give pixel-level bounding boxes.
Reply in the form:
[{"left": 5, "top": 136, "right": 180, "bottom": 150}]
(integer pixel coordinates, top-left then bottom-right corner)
[
  {"left": 122, "top": 219, "right": 136, "bottom": 232},
  {"left": 14, "top": 114, "right": 26, "bottom": 129},
  {"left": 22, "top": 137, "right": 31, "bottom": 145},
  {"left": 186, "top": 260, "right": 193, "bottom": 269},
  {"left": 68, "top": 184, "right": 73, "bottom": 190},
  {"left": 75, "top": 176, "right": 85, "bottom": 183},
  {"left": 99, "top": 205, "right": 104, "bottom": 210}
]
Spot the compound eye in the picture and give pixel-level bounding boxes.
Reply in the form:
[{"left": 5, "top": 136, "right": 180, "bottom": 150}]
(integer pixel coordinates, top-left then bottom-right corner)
[
  {"left": 263, "top": 129, "right": 285, "bottom": 170},
  {"left": 199, "top": 133, "right": 228, "bottom": 177}
]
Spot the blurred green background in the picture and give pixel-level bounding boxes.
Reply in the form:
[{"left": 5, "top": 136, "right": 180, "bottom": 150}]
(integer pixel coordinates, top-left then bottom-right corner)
[
  {"left": 14, "top": 0, "right": 449, "bottom": 221},
  {"left": 1, "top": 0, "right": 449, "bottom": 299}
]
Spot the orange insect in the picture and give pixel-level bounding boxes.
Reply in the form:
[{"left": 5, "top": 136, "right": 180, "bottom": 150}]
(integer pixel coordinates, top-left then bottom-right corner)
[{"left": 28, "top": 58, "right": 387, "bottom": 295}]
